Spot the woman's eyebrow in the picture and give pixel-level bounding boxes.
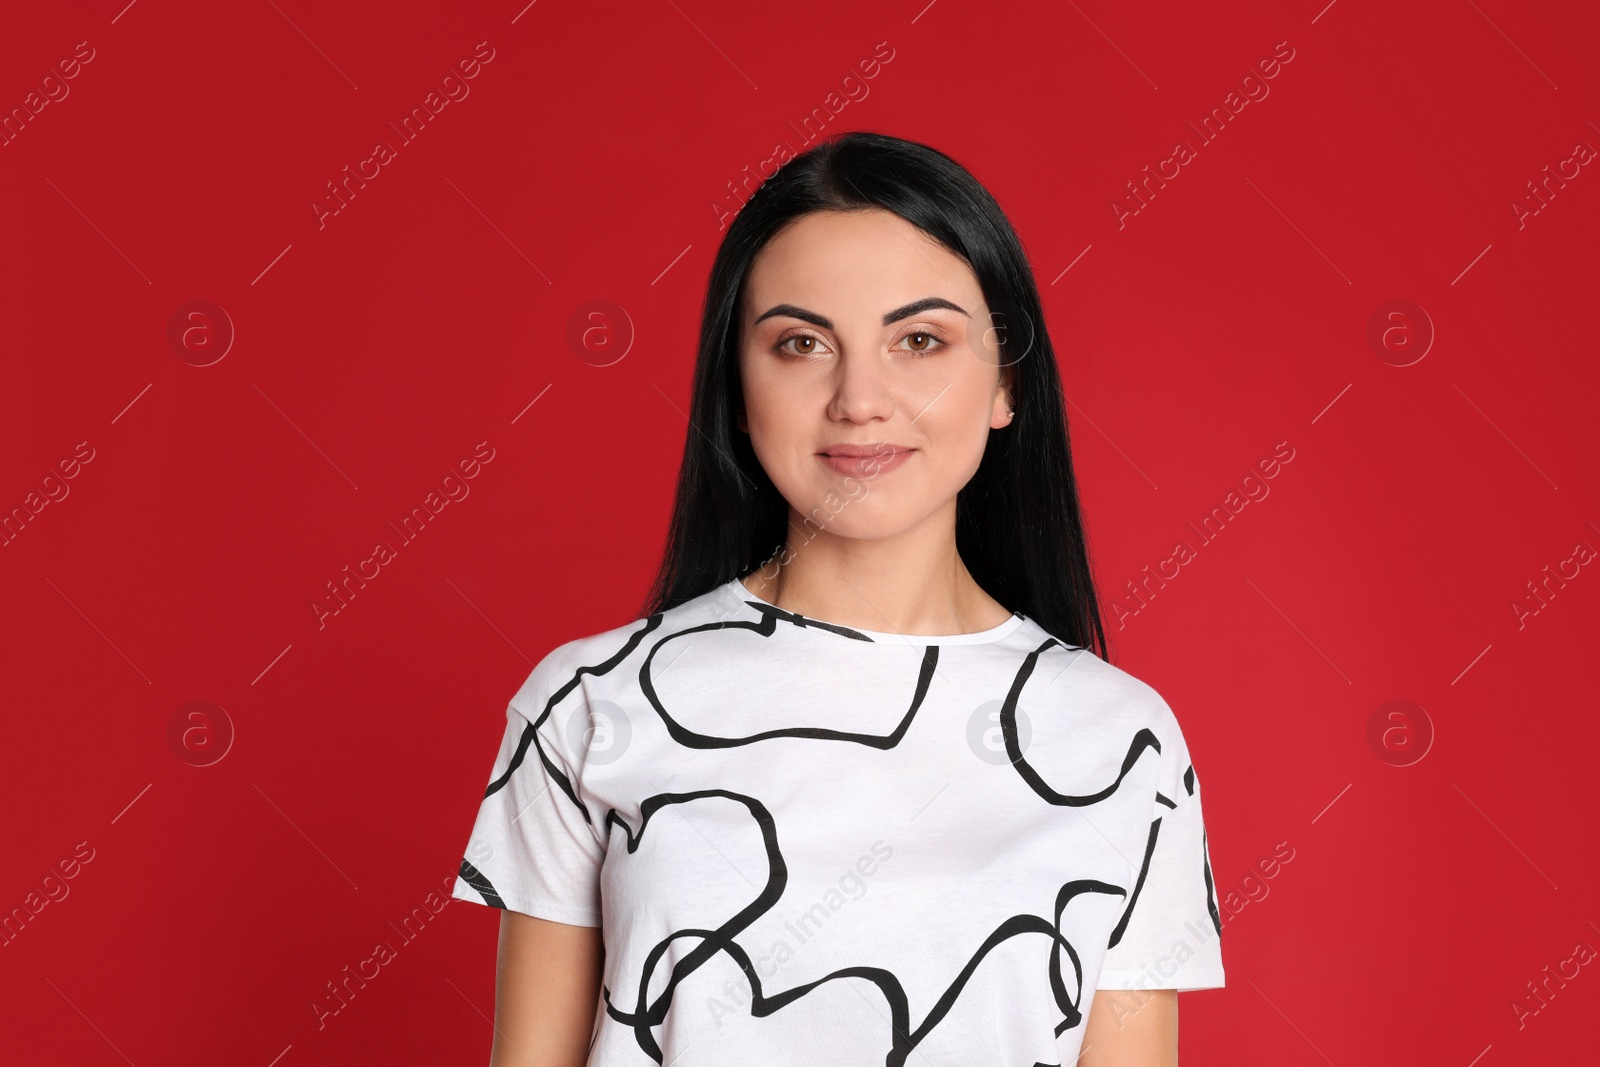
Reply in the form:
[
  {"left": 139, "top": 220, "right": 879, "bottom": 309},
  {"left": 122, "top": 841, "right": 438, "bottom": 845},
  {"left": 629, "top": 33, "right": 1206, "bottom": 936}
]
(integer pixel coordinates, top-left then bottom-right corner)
[
  {"left": 753, "top": 303, "right": 832, "bottom": 328},
  {"left": 752, "top": 296, "right": 970, "bottom": 330}
]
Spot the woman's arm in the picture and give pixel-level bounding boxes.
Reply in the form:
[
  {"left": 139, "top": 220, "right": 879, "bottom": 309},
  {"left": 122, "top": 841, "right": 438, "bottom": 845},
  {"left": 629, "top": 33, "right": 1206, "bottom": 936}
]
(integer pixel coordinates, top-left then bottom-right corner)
[
  {"left": 1079, "top": 988, "right": 1178, "bottom": 1067},
  {"left": 489, "top": 910, "right": 604, "bottom": 1067}
]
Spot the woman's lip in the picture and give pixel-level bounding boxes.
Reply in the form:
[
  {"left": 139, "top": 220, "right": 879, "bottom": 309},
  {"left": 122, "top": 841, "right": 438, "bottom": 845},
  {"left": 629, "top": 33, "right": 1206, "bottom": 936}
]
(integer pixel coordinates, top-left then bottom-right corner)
[
  {"left": 818, "top": 449, "right": 915, "bottom": 477},
  {"left": 817, "top": 445, "right": 914, "bottom": 457}
]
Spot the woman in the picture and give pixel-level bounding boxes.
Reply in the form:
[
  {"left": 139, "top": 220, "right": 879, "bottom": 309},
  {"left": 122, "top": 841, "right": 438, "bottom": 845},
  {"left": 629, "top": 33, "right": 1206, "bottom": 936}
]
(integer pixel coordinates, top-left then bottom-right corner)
[{"left": 451, "top": 130, "right": 1224, "bottom": 1066}]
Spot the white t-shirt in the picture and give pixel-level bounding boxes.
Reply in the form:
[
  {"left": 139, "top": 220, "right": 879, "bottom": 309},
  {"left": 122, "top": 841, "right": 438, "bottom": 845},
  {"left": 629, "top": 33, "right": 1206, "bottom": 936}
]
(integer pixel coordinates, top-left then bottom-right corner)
[{"left": 452, "top": 575, "right": 1225, "bottom": 1065}]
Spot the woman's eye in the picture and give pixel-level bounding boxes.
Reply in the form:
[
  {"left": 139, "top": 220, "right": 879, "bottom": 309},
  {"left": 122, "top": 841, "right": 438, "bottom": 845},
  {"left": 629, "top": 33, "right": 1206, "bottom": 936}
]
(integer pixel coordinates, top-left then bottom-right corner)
[
  {"left": 775, "top": 333, "right": 826, "bottom": 357},
  {"left": 901, "top": 331, "right": 947, "bottom": 354},
  {"left": 773, "top": 331, "right": 946, "bottom": 357}
]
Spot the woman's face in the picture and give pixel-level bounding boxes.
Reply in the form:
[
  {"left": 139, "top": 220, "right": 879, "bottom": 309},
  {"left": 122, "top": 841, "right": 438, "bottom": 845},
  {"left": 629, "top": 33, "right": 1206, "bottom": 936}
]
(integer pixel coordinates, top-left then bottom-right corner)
[{"left": 737, "top": 208, "right": 1014, "bottom": 541}]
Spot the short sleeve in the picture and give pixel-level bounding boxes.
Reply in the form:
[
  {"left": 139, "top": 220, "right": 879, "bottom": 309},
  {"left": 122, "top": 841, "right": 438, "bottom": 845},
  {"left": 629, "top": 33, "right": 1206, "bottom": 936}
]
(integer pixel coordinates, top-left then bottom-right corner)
[
  {"left": 450, "top": 663, "right": 606, "bottom": 926},
  {"left": 1097, "top": 706, "right": 1225, "bottom": 992}
]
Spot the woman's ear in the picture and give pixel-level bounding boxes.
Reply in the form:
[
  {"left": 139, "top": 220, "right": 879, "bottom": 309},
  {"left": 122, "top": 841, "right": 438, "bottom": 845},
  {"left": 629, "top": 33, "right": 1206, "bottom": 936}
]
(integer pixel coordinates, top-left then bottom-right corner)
[{"left": 994, "top": 371, "right": 1017, "bottom": 428}]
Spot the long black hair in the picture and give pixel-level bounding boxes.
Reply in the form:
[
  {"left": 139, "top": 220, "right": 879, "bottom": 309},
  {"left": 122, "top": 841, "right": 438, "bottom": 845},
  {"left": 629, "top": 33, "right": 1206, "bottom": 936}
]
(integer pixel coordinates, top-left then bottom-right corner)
[{"left": 640, "top": 130, "right": 1108, "bottom": 659}]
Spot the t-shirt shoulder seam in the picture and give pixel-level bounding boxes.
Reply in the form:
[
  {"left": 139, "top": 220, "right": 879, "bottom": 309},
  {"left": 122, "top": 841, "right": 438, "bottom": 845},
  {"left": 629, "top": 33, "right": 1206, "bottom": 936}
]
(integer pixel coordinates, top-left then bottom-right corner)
[{"left": 511, "top": 616, "right": 660, "bottom": 720}]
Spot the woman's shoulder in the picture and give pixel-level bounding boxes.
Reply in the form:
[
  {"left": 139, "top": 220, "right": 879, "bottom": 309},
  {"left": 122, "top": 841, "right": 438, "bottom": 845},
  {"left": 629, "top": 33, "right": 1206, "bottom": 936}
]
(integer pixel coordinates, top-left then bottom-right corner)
[
  {"left": 1049, "top": 647, "right": 1207, "bottom": 791},
  {"left": 1022, "top": 633, "right": 1186, "bottom": 736},
  {"left": 512, "top": 582, "right": 730, "bottom": 705}
]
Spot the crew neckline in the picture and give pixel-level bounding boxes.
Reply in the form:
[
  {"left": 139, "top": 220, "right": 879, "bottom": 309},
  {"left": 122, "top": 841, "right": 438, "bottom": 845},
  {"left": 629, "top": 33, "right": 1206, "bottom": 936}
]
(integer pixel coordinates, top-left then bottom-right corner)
[{"left": 722, "top": 576, "right": 1026, "bottom": 645}]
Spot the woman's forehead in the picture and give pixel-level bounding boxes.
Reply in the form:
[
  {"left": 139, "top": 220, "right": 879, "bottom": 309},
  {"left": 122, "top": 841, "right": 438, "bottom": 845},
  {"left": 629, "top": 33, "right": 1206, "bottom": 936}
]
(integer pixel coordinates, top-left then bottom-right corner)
[{"left": 744, "top": 215, "right": 980, "bottom": 319}]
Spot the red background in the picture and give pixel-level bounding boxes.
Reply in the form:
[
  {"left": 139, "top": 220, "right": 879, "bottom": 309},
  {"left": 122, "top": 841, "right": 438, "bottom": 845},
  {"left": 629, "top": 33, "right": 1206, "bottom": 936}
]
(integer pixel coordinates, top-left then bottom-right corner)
[{"left": 4, "top": 0, "right": 1597, "bottom": 1063}]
